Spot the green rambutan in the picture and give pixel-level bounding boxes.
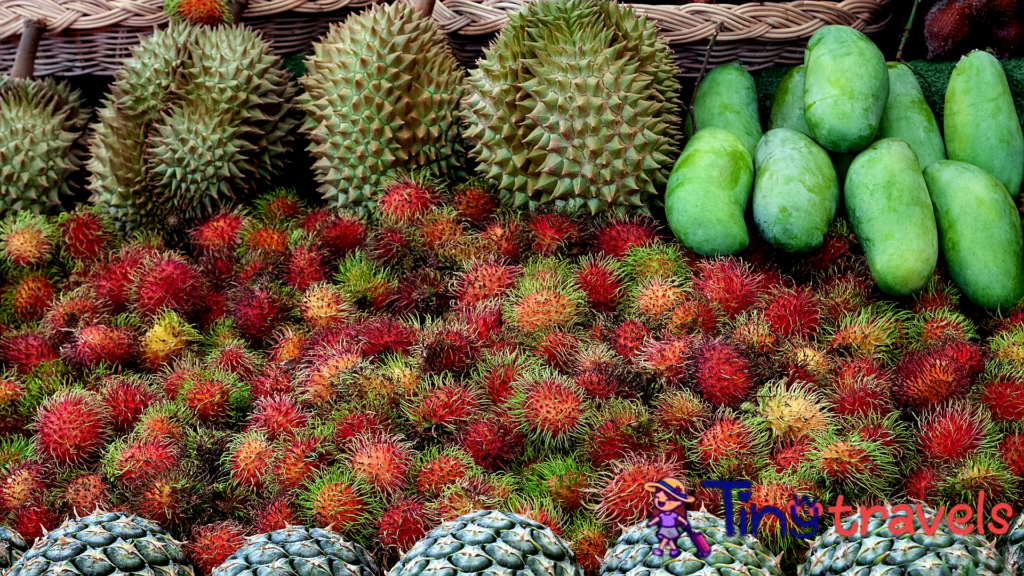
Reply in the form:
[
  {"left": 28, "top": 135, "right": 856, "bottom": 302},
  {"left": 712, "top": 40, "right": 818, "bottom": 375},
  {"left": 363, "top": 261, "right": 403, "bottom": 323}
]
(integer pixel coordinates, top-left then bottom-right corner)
[
  {"left": 804, "top": 429, "right": 898, "bottom": 497},
  {"left": 347, "top": 432, "right": 413, "bottom": 494},
  {"left": 512, "top": 373, "right": 589, "bottom": 448},
  {"left": 472, "top": 352, "right": 535, "bottom": 406},
  {"left": 33, "top": 389, "right": 109, "bottom": 466},
  {"left": 938, "top": 455, "right": 1018, "bottom": 506},
  {"left": 917, "top": 403, "right": 995, "bottom": 465},
  {"left": 692, "top": 258, "right": 764, "bottom": 318},
  {"left": 753, "top": 381, "right": 831, "bottom": 444},
  {"left": 692, "top": 339, "right": 753, "bottom": 408},
  {"left": 378, "top": 495, "right": 432, "bottom": 553},
  {"left": 593, "top": 217, "right": 660, "bottom": 259},
  {"left": 621, "top": 243, "right": 690, "bottom": 284},
  {"left": 225, "top": 431, "right": 275, "bottom": 492},
  {"left": 529, "top": 212, "right": 584, "bottom": 257},
  {"left": 375, "top": 171, "right": 442, "bottom": 224},
  {"left": 139, "top": 310, "right": 197, "bottom": 371},
  {"left": 335, "top": 252, "right": 396, "bottom": 311},
  {"left": 907, "top": 310, "right": 976, "bottom": 352},
  {"left": 247, "top": 395, "right": 307, "bottom": 440},
  {"left": 102, "top": 435, "right": 179, "bottom": 486},
  {"left": 188, "top": 521, "right": 248, "bottom": 576},
  {"left": 452, "top": 180, "right": 499, "bottom": 225},
  {"left": 827, "top": 303, "right": 906, "bottom": 360},
  {"left": 57, "top": 208, "right": 115, "bottom": 263},
  {"left": 286, "top": 243, "right": 329, "bottom": 293},
  {"left": 299, "top": 466, "right": 379, "bottom": 544},
  {"left": 64, "top": 324, "right": 137, "bottom": 370},
  {"left": 583, "top": 399, "right": 655, "bottom": 466},
  {"left": 591, "top": 453, "right": 685, "bottom": 525},
  {"left": 190, "top": 212, "right": 247, "bottom": 255},
  {"left": 0, "top": 214, "right": 53, "bottom": 268},
  {"left": 455, "top": 259, "right": 521, "bottom": 307},
  {"left": 7, "top": 272, "right": 56, "bottom": 323},
  {"left": 101, "top": 375, "right": 157, "bottom": 433},
  {"left": 133, "top": 253, "right": 204, "bottom": 319},
  {"left": 508, "top": 495, "right": 564, "bottom": 535},
  {"left": 457, "top": 410, "right": 523, "bottom": 472},
  {"left": 522, "top": 456, "right": 592, "bottom": 512},
  {"left": 413, "top": 446, "right": 477, "bottom": 497}
]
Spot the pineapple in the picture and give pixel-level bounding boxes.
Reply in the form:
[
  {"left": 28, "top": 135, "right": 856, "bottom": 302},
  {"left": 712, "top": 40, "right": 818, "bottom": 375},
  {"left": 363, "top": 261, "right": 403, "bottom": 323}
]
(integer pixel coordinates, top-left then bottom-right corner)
[{"left": 213, "top": 526, "right": 380, "bottom": 576}]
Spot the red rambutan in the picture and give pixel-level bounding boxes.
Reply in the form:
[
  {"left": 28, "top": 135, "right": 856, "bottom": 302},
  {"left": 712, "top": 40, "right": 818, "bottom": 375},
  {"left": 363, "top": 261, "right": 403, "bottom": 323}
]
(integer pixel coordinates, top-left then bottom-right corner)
[
  {"left": 575, "top": 257, "right": 624, "bottom": 314},
  {"left": 318, "top": 214, "right": 368, "bottom": 262},
  {"left": 64, "top": 324, "right": 137, "bottom": 370},
  {"left": 231, "top": 285, "right": 286, "bottom": 344},
  {"left": 252, "top": 496, "right": 298, "bottom": 533},
  {"left": 274, "top": 435, "right": 332, "bottom": 491},
  {"left": 0, "top": 331, "right": 59, "bottom": 374},
  {"left": 107, "top": 437, "right": 179, "bottom": 486},
  {"left": 414, "top": 447, "right": 475, "bottom": 497},
  {"left": 57, "top": 209, "right": 113, "bottom": 263},
  {"left": 573, "top": 367, "right": 626, "bottom": 401},
  {"left": 62, "top": 472, "right": 110, "bottom": 513},
  {"left": 455, "top": 260, "right": 520, "bottom": 307},
  {"left": 405, "top": 380, "right": 483, "bottom": 434},
  {"left": 359, "top": 317, "right": 416, "bottom": 357},
  {"left": 652, "top": 388, "right": 709, "bottom": 436},
  {"left": 300, "top": 468, "right": 377, "bottom": 540},
  {"left": 0, "top": 462, "right": 47, "bottom": 514},
  {"left": 692, "top": 340, "right": 753, "bottom": 408},
  {"left": 451, "top": 181, "right": 499, "bottom": 225},
  {"left": 368, "top": 226, "right": 416, "bottom": 267},
  {"left": 696, "top": 413, "right": 764, "bottom": 472},
  {"left": 583, "top": 402, "right": 654, "bottom": 466},
  {"left": 248, "top": 395, "right": 308, "bottom": 440},
  {"left": 376, "top": 174, "right": 442, "bottom": 224},
  {"left": 981, "top": 370, "right": 1024, "bottom": 424},
  {"left": 10, "top": 501, "right": 59, "bottom": 541},
  {"left": 34, "top": 389, "right": 110, "bottom": 466},
  {"left": 420, "top": 327, "right": 480, "bottom": 377},
  {"left": 378, "top": 495, "right": 432, "bottom": 552},
  {"left": 917, "top": 403, "right": 993, "bottom": 465},
  {"left": 529, "top": 213, "right": 583, "bottom": 256},
  {"left": 1000, "top": 433, "right": 1024, "bottom": 477},
  {"left": 42, "top": 294, "right": 105, "bottom": 347},
  {"left": 666, "top": 298, "right": 719, "bottom": 337},
  {"left": 692, "top": 259, "right": 764, "bottom": 318},
  {"left": 593, "top": 454, "right": 684, "bottom": 525},
  {"left": 88, "top": 246, "right": 153, "bottom": 315},
  {"left": 188, "top": 521, "right": 247, "bottom": 576},
  {"left": 228, "top": 433, "right": 275, "bottom": 491},
  {"left": 535, "top": 331, "right": 580, "bottom": 373},
  {"left": 638, "top": 337, "right": 694, "bottom": 387},
  {"left": 480, "top": 217, "right": 527, "bottom": 262},
  {"left": 457, "top": 412, "right": 523, "bottom": 472},
  {"left": 762, "top": 287, "right": 821, "bottom": 340},
  {"left": 286, "top": 245, "right": 328, "bottom": 293},
  {"left": 905, "top": 466, "right": 940, "bottom": 503},
  {"left": 895, "top": 347, "right": 971, "bottom": 412},
  {"left": 609, "top": 320, "right": 651, "bottom": 361},
  {"left": 165, "top": 0, "right": 227, "bottom": 25},
  {"left": 134, "top": 253, "right": 204, "bottom": 319},
  {"left": 102, "top": 376, "right": 156, "bottom": 433},
  {"left": 243, "top": 226, "right": 289, "bottom": 258},
  {"left": 190, "top": 212, "right": 246, "bottom": 255},
  {"left": 593, "top": 217, "right": 659, "bottom": 259}
]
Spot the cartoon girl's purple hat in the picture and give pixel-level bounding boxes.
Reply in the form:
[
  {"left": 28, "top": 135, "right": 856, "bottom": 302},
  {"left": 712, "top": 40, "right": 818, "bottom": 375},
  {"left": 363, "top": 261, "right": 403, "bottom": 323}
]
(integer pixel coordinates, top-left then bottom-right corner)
[{"left": 643, "top": 478, "right": 695, "bottom": 503}]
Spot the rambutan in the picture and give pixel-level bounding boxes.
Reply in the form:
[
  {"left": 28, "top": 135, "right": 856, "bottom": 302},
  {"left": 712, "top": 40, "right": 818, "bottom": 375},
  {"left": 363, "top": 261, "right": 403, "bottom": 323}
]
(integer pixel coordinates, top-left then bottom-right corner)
[
  {"left": 367, "top": 225, "right": 416, "bottom": 267},
  {"left": 574, "top": 256, "right": 624, "bottom": 314},
  {"left": 451, "top": 180, "right": 499, "bottom": 225},
  {"left": 295, "top": 346, "right": 360, "bottom": 407},
  {"left": 529, "top": 212, "right": 583, "bottom": 257},
  {"left": 347, "top": 433, "right": 413, "bottom": 494},
  {"left": 267, "top": 327, "right": 307, "bottom": 370},
  {"left": 0, "top": 375, "right": 24, "bottom": 435},
  {"left": 895, "top": 346, "right": 971, "bottom": 412},
  {"left": 508, "top": 496, "right": 564, "bottom": 535},
  {"left": 135, "top": 402, "right": 191, "bottom": 444},
  {"left": 457, "top": 411, "right": 523, "bottom": 472},
  {"left": 358, "top": 317, "right": 416, "bottom": 357},
  {"left": 637, "top": 337, "right": 694, "bottom": 386},
  {"left": 566, "top": 516, "right": 610, "bottom": 576},
  {"left": 254, "top": 189, "right": 303, "bottom": 223},
  {"left": 939, "top": 455, "right": 1017, "bottom": 506},
  {"left": 62, "top": 472, "right": 110, "bottom": 513},
  {"left": 808, "top": 432, "right": 896, "bottom": 495},
  {"left": 917, "top": 403, "right": 994, "bottom": 465},
  {"left": 104, "top": 436, "right": 179, "bottom": 486},
  {"left": 178, "top": 373, "right": 244, "bottom": 424},
  {"left": 652, "top": 388, "right": 709, "bottom": 436},
  {"left": 692, "top": 259, "right": 764, "bottom": 318},
  {"left": 133, "top": 253, "right": 204, "bottom": 319},
  {"left": 299, "top": 467, "right": 378, "bottom": 542},
  {"left": 830, "top": 374, "right": 894, "bottom": 418},
  {"left": 41, "top": 293, "right": 105, "bottom": 347},
  {"left": 251, "top": 495, "right": 298, "bottom": 533},
  {"left": 980, "top": 368, "right": 1024, "bottom": 424},
  {"left": 242, "top": 225, "right": 289, "bottom": 259},
  {"left": 34, "top": 389, "right": 110, "bottom": 466},
  {"left": 629, "top": 278, "right": 684, "bottom": 321},
  {"left": 432, "top": 475, "right": 506, "bottom": 522},
  {"left": 8, "top": 272, "right": 55, "bottom": 322},
  {"left": 907, "top": 309, "right": 976, "bottom": 349},
  {"left": 414, "top": 446, "right": 476, "bottom": 497},
  {"left": 505, "top": 268, "right": 586, "bottom": 335},
  {"left": 666, "top": 297, "right": 719, "bottom": 337},
  {"left": 164, "top": 0, "right": 228, "bottom": 25},
  {"left": 57, "top": 209, "right": 114, "bottom": 263},
  {"left": 592, "top": 454, "right": 684, "bottom": 525},
  {"left": 390, "top": 268, "right": 451, "bottom": 316},
  {"left": 231, "top": 285, "right": 286, "bottom": 344},
  {"left": 692, "top": 339, "right": 753, "bottom": 408},
  {"left": 513, "top": 375, "right": 589, "bottom": 448},
  {"left": 419, "top": 325, "right": 480, "bottom": 377},
  {"left": 781, "top": 344, "right": 832, "bottom": 386},
  {"left": 188, "top": 521, "right": 247, "bottom": 576},
  {"left": 0, "top": 214, "right": 53, "bottom": 268},
  {"left": 573, "top": 366, "right": 627, "bottom": 401},
  {"left": 0, "top": 331, "right": 56, "bottom": 375},
  {"left": 609, "top": 319, "right": 651, "bottom": 361},
  {"left": 762, "top": 287, "right": 821, "bottom": 340},
  {"left": 404, "top": 379, "right": 483, "bottom": 435},
  {"left": 583, "top": 400, "right": 654, "bottom": 466},
  {"left": 421, "top": 208, "right": 472, "bottom": 262},
  {"left": 535, "top": 331, "right": 580, "bottom": 373},
  {"left": 474, "top": 354, "right": 531, "bottom": 406},
  {"left": 247, "top": 395, "right": 307, "bottom": 440},
  {"left": 479, "top": 216, "right": 527, "bottom": 262},
  {"left": 101, "top": 375, "right": 157, "bottom": 433},
  {"left": 274, "top": 434, "right": 332, "bottom": 491},
  {"left": 523, "top": 456, "right": 592, "bottom": 512},
  {"left": 10, "top": 501, "right": 59, "bottom": 541},
  {"left": 0, "top": 462, "right": 47, "bottom": 514},
  {"left": 772, "top": 441, "right": 810, "bottom": 473},
  {"left": 378, "top": 495, "right": 432, "bottom": 552},
  {"left": 139, "top": 310, "right": 197, "bottom": 371},
  {"left": 64, "top": 324, "right": 136, "bottom": 370},
  {"left": 190, "top": 212, "right": 246, "bottom": 255},
  {"left": 336, "top": 252, "right": 395, "bottom": 312},
  {"left": 375, "top": 172, "right": 442, "bottom": 224},
  {"left": 334, "top": 410, "right": 389, "bottom": 443},
  {"left": 455, "top": 259, "right": 520, "bottom": 307},
  {"left": 593, "top": 217, "right": 659, "bottom": 259},
  {"left": 226, "top": 432, "right": 275, "bottom": 492},
  {"left": 207, "top": 341, "right": 262, "bottom": 384},
  {"left": 88, "top": 246, "right": 153, "bottom": 314},
  {"left": 828, "top": 303, "right": 906, "bottom": 359},
  {"left": 754, "top": 381, "right": 831, "bottom": 443},
  {"left": 286, "top": 244, "right": 329, "bottom": 292},
  {"left": 1000, "top": 433, "right": 1024, "bottom": 476},
  {"left": 299, "top": 283, "right": 353, "bottom": 330},
  {"left": 695, "top": 413, "right": 766, "bottom": 475},
  {"left": 911, "top": 275, "right": 961, "bottom": 314}
]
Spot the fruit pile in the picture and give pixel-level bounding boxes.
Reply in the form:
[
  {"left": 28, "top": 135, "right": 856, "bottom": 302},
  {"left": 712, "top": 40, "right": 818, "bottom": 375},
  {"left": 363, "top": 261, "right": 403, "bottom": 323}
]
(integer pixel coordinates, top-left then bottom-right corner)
[{"left": 0, "top": 167, "right": 1023, "bottom": 573}]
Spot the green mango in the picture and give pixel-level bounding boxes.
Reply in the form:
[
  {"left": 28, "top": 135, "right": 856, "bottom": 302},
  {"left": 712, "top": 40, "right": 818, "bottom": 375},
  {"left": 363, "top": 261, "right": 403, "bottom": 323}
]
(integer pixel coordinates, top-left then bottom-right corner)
[
  {"left": 924, "top": 160, "right": 1024, "bottom": 310},
  {"left": 665, "top": 128, "right": 753, "bottom": 257},
  {"left": 768, "top": 65, "right": 811, "bottom": 137},
  {"left": 803, "top": 26, "right": 889, "bottom": 154},
  {"left": 944, "top": 50, "right": 1024, "bottom": 197},
  {"left": 684, "top": 62, "right": 763, "bottom": 156},
  {"left": 844, "top": 138, "right": 938, "bottom": 296},
  {"left": 877, "top": 62, "right": 946, "bottom": 169},
  {"left": 753, "top": 129, "right": 839, "bottom": 253}
]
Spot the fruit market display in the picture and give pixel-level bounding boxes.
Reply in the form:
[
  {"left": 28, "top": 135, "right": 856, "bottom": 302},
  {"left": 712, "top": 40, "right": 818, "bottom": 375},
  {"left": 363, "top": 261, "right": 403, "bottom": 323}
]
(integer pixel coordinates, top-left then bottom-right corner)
[{"left": 1, "top": 1, "right": 1024, "bottom": 576}]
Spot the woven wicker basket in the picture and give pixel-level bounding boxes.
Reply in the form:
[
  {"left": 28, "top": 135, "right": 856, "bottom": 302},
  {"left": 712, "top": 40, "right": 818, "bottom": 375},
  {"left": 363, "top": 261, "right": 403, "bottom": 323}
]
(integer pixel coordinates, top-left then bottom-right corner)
[{"left": 433, "top": 0, "right": 896, "bottom": 75}]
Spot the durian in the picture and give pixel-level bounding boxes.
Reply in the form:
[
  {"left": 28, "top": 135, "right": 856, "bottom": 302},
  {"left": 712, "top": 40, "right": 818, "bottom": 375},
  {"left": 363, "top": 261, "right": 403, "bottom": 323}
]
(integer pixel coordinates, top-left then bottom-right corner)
[
  {"left": 462, "top": 0, "right": 680, "bottom": 216},
  {"left": 0, "top": 77, "right": 89, "bottom": 215},
  {"left": 88, "top": 23, "right": 299, "bottom": 235},
  {"left": 298, "top": 0, "right": 465, "bottom": 213}
]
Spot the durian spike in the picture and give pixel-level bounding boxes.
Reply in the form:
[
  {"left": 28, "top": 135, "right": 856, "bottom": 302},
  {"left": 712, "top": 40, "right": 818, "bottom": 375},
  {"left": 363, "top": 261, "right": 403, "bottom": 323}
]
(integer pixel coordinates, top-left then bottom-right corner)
[{"left": 10, "top": 18, "right": 43, "bottom": 79}]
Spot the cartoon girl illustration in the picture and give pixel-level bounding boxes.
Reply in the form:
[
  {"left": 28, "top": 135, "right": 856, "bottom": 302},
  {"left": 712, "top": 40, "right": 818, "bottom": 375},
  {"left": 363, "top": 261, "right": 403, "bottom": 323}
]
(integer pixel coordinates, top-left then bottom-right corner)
[{"left": 644, "top": 477, "right": 711, "bottom": 559}]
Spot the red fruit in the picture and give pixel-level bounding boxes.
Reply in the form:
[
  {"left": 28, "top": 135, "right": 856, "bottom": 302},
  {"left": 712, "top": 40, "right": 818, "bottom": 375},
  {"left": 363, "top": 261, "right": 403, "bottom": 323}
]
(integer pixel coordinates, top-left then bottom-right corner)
[
  {"left": 479, "top": 360, "right": 524, "bottom": 406},
  {"left": 573, "top": 367, "right": 625, "bottom": 401},
  {"left": 251, "top": 365, "right": 294, "bottom": 399},
  {"left": 510, "top": 498, "right": 563, "bottom": 536},
  {"left": 652, "top": 390, "right": 707, "bottom": 436},
  {"left": 772, "top": 441, "right": 810, "bottom": 472},
  {"left": 696, "top": 414, "right": 761, "bottom": 470},
  {"left": 63, "top": 473, "right": 110, "bottom": 513},
  {"left": 166, "top": 0, "right": 227, "bottom": 24},
  {"left": 452, "top": 183, "right": 499, "bottom": 225},
  {"left": 918, "top": 404, "right": 991, "bottom": 465},
  {"left": 188, "top": 522, "right": 247, "bottom": 576},
  {"left": 303, "top": 474, "right": 375, "bottom": 535},
  {"left": 458, "top": 302, "right": 503, "bottom": 344},
  {"left": 43, "top": 296, "right": 105, "bottom": 346},
  {"left": 377, "top": 177, "right": 441, "bottom": 224},
  {"left": 65, "top": 325, "right": 136, "bottom": 369},
  {"left": 569, "top": 523, "right": 609, "bottom": 576},
  {"left": 458, "top": 412, "right": 523, "bottom": 471},
  {"left": 609, "top": 320, "right": 651, "bottom": 361},
  {"left": 763, "top": 287, "right": 821, "bottom": 340},
  {"left": 456, "top": 260, "right": 520, "bottom": 306},
  {"left": 208, "top": 342, "right": 261, "bottom": 384},
  {"left": 348, "top": 433, "right": 413, "bottom": 494},
  {"left": 530, "top": 213, "right": 582, "bottom": 256},
  {"left": 190, "top": 213, "right": 245, "bottom": 255},
  {"left": 905, "top": 466, "right": 940, "bottom": 503},
  {"left": 408, "top": 383, "right": 483, "bottom": 433},
  {"left": 595, "top": 455, "right": 685, "bottom": 525},
  {"left": 480, "top": 218, "right": 527, "bottom": 262},
  {"left": 102, "top": 377, "right": 156, "bottom": 433},
  {"left": 135, "top": 475, "right": 188, "bottom": 527},
  {"left": 816, "top": 272, "right": 873, "bottom": 320},
  {"left": 359, "top": 317, "right": 416, "bottom": 357},
  {"left": 390, "top": 269, "right": 452, "bottom": 316},
  {"left": 585, "top": 408, "right": 653, "bottom": 466},
  {"left": 252, "top": 496, "right": 298, "bottom": 533},
  {"left": 229, "top": 435, "right": 274, "bottom": 491},
  {"left": 268, "top": 329, "right": 307, "bottom": 370},
  {"left": 231, "top": 286, "right": 285, "bottom": 343},
  {"left": 378, "top": 496, "right": 431, "bottom": 552},
  {"left": 415, "top": 452, "right": 472, "bottom": 497},
  {"left": 1000, "top": 433, "right": 1024, "bottom": 477},
  {"left": 896, "top": 348, "right": 971, "bottom": 412},
  {"left": 11, "top": 501, "right": 59, "bottom": 541},
  {"left": 421, "top": 328, "right": 479, "bottom": 376},
  {"left": 180, "top": 377, "right": 232, "bottom": 423},
  {"left": 940, "top": 340, "right": 985, "bottom": 377},
  {"left": 535, "top": 332, "right": 580, "bottom": 373},
  {"left": 248, "top": 395, "right": 308, "bottom": 440},
  {"left": 59, "top": 211, "right": 112, "bottom": 262},
  {"left": 198, "top": 290, "right": 229, "bottom": 330},
  {"left": 693, "top": 340, "right": 752, "bottom": 408},
  {"left": 639, "top": 337, "right": 694, "bottom": 387},
  {"left": 517, "top": 378, "right": 588, "bottom": 446},
  {"left": 692, "top": 259, "right": 764, "bottom": 318},
  {"left": 244, "top": 227, "right": 289, "bottom": 258},
  {"left": 0, "top": 463, "right": 48, "bottom": 513},
  {"left": 88, "top": 247, "right": 151, "bottom": 314},
  {"left": 35, "top": 390, "right": 110, "bottom": 466},
  {"left": 576, "top": 258, "right": 624, "bottom": 314},
  {"left": 10, "top": 273, "right": 55, "bottom": 322},
  {"left": 335, "top": 411, "right": 390, "bottom": 443},
  {"left": 0, "top": 376, "right": 24, "bottom": 435},
  {"left": 667, "top": 298, "right": 719, "bottom": 337},
  {"left": 368, "top": 226, "right": 415, "bottom": 267},
  {"left": 274, "top": 436, "right": 331, "bottom": 490},
  {"left": 113, "top": 438, "right": 179, "bottom": 486},
  {"left": 593, "top": 218, "right": 659, "bottom": 259},
  {"left": 981, "top": 373, "right": 1024, "bottom": 424},
  {"left": 134, "top": 254, "right": 204, "bottom": 318},
  {"left": 0, "top": 331, "right": 59, "bottom": 374},
  {"left": 286, "top": 245, "right": 328, "bottom": 292},
  {"left": 318, "top": 215, "right": 368, "bottom": 261},
  {"left": 831, "top": 377, "right": 893, "bottom": 418}
]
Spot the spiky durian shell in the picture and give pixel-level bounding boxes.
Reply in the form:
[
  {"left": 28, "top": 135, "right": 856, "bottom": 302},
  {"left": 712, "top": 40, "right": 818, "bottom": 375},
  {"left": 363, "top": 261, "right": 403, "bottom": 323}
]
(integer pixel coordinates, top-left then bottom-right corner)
[
  {"left": 298, "top": 1, "right": 465, "bottom": 213},
  {"left": 0, "top": 77, "right": 89, "bottom": 215},
  {"left": 462, "top": 0, "right": 679, "bottom": 216},
  {"left": 177, "top": 25, "right": 300, "bottom": 179}
]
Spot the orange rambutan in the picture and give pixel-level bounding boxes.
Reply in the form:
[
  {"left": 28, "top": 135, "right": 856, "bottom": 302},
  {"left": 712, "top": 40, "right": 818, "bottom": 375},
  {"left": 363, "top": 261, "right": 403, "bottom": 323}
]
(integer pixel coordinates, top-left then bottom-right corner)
[
  {"left": 1, "top": 214, "right": 53, "bottom": 268},
  {"left": 243, "top": 226, "right": 289, "bottom": 259},
  {"left": 62, "top": 472, "right": 110, "bottom": 513},
  {"left": 105, "top": 437, "right": 179, "bottom": 486},
  {"left": 164, "top": 0, "right": 227, "bottom": 24},
  {"left": 529, "top": 213, "right": 583, "bottom": 257},
  {"left": 896, "top": 347, "right": 971, "bottom": 412},
  {"left": 696, "top": 413, "right": 765, "bottom": 474},
  {"left": 190, "top": 212, "right": 246, "bottom": 255},
  {"left": 452, "top": 181, "right": 499, "bottom": 225},
  {"left": 247, "top": 395, "right": 307, "bottom": 440},
  {"left": 347, "top": 433, "right": 413, "bottom": 494},
  {"left": 8, "top": 273, "right": 55, "bottom": 322},
  {"left": 414, "top": 447, "right": 476, "bottom": 497},
  {"left": 652, "top": 388, "right": 709, "bottom": 436},
  {"left": 274, "top": 434, "right": 332, "bottom": 491},
  {"left": 299, "top": 283, "right": 353, "bottom": 330},
  {"left": 299, "top": 468, "right": 378, "bottom": 541},
  {"left": 0, "top": 462, "right": 47, "bottom": 514},
  {"left": 405, "top": 380, "right": 483, "bottom": 435},
  {"left": 455, "top": 259, "right": 521, "bottom": 307},
  {"left": 227, "top": 432, "right": 275, "bottom": 492},
  {"left": 666, "top": 297, "right": 719, "bottom": 337},
  {"left": 513, "top": 376, "right": 588, "bottom": 448}
]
